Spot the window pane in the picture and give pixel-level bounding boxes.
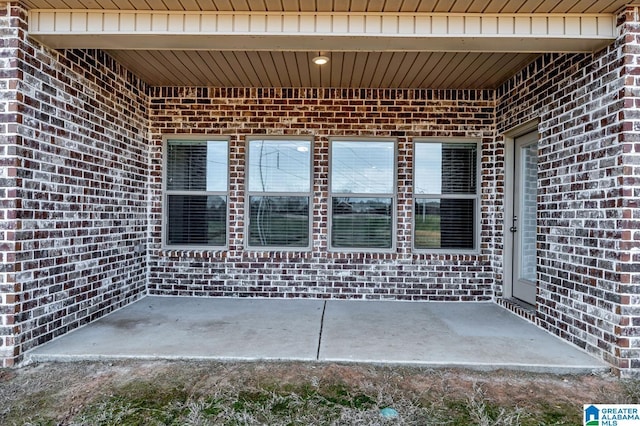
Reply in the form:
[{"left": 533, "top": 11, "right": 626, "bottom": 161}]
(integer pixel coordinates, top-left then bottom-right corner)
[
  {"left": 249, "top": 196, "right": 309, "bottom": 247},
  {"left": 331, "top": 141, "right": 394, "bottom": 194},
  {"left": 167, "top": 140, "right": 228, "bottom": 192},
  {"left": 167, "top": 195, "right": 226, "bottom": 246},
  {"left": 415, "top": 143, "right": 476, "bottom": 194},
  {"left": 520, "top": 143, "right": 538, "bottom": 281},
  {"left": 414, "top": 199, "right": 475, "bottom": 249},
  {"left": 248, "top": 140, "right": 311, "bottom": 192},
  {"left": 332, "top": 197, "right": 392, "bottom": 249}
]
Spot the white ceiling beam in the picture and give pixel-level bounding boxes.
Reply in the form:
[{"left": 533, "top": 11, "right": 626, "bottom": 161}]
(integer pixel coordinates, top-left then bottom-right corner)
[{"left": 28, "top": 10, "right": 617, "bottom": 53}]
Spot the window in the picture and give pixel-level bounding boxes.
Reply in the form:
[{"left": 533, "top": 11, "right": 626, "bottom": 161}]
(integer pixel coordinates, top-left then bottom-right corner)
[
  {"left": 164, "top": 138, "right": 228, "bottom": 248},
  {"left": 413, "top": 140, "right": 479, "bottom": 251},
  {"left": 247, "top": 138, "right": 312, "bottom": 248},
  {"left": 330, "top": 139, "right": 396, "bottom": 250}
]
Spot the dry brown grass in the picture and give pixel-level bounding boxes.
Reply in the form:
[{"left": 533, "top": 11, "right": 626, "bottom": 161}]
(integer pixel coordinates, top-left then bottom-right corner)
[{"left": 0, "top": 360, "right": 627, "bottom": 425}]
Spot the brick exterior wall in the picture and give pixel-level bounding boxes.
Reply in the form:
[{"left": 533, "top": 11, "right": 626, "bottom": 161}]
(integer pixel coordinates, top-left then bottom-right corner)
[
  {"left": 1, "top": 1, "right": 639, "bottom": 375},
  {"left": 495, "top": 7, "right": 640, "bottom": 377},
  {"left": 0, "top": 2, "right": 149, "bottom": 367},
  {"left": 619, "top": 7, "right": 640, "bottom": 377},
  {"left": 0, "top": 2, "right": 22, "bottom": 367},
  {"left": 148, "top": 88, "right": 498, "bottom": 301}
]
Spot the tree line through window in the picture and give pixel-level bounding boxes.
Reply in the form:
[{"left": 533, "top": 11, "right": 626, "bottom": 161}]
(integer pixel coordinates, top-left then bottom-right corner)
[{"left": 164, "top": 137, "right": 479, "bottom": 252}]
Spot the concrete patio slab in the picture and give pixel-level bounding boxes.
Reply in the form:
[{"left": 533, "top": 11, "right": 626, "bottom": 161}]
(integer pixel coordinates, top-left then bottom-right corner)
[
  {"left": 319, "top": 301, "right": 604, "bottom": 372},
  {"left": 27, "top": 296, "right": 608, "bottom": 374},
  {"left": 28, "top": 297, "right": 324, "bottom": 361}
]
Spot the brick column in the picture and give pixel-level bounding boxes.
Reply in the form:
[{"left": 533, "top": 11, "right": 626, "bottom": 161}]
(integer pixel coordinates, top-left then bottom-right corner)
[
  {"left": 0, "top": 1, "right": 24, "bottom": 367},
  {"left": 615, "top": 6, "right": 640, "bottom": 377}
]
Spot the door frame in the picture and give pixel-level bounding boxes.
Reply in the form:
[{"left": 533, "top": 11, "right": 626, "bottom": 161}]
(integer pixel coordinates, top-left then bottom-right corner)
[{"left": 503, "top": 120, "right": 539, "bottom": 302}]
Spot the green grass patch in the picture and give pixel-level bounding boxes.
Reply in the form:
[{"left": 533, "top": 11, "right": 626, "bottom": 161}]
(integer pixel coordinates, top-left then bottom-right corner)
[
  {"left": 74, "top": 381, "right": 194, "bottom": 426},
  {"left": 319, "top": 383, "right": 375, "bottom": 409}
]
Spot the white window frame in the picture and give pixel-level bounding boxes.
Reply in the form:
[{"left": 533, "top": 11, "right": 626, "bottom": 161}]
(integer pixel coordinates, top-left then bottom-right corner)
[
  {"left": 328, "top": 137, "right": 397, "bottom": 252},
  {"left": 162, "top": 135, "right": 230, "bottom": 250},
  {"left": 245, "top": 136, "right": 314, "bottom": 251},
  {"left": 412, "top": 138, "right": 480, "bottom": 254}
]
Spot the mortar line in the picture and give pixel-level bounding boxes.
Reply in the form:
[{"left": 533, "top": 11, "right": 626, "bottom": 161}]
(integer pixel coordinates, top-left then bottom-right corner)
[{"left": 316, "top": 300, "right": 327, "bottom": 360}]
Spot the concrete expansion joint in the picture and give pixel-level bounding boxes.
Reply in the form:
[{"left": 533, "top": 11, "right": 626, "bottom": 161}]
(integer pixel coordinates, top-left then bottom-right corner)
[{"left": 316, "top": 300, "right": 327, "bottom": 361}]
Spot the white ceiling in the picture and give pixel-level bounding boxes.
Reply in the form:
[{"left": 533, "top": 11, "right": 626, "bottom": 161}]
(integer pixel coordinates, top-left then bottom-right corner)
[{"left": 23, "top": 0, "right": 630, "bottom": 89}]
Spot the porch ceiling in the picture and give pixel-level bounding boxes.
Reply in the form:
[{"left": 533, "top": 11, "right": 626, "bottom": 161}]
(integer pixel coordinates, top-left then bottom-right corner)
[
  {"left": 19, "top": 0, "right": 631, "bottom": 13},
  {"left": 24, "top": 0, "right": 629, "bottom": 89},
  {"left": 103, "top": 50, "right": 540, "bottom": 89}
]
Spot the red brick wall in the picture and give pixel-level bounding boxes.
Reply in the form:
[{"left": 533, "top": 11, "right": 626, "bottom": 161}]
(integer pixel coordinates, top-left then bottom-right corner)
[
  {"left": 0, "top": 2, "right": 149, "bottom": 366},
  {"left": 496, "top": 7, "right": 640, "bottom": 377},
  {"left": 2, "top": 1, "right": 639, "bottom": 376},
  {"left": 619, "top": 6, "right": 640, "bottom": 377},
  {"left": 0, "top": 1, "right": 22, "bottom": 367},
  {"left": 148, "top": 88, "right": 499, "bottom": 301}
]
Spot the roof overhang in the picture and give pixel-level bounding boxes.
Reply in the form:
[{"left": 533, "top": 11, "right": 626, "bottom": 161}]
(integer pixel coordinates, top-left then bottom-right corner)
[
  {"left": 25, "top": 7, "right": 622, "bottom": 88},
  {"left": 30, "top": 10, "right": 617, "bottom": 53}
]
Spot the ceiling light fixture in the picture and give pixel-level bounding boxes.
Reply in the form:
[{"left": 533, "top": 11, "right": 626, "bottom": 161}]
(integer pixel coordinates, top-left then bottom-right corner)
[{"left": 312, "top": 55, "right": 329, "bottom": 65}]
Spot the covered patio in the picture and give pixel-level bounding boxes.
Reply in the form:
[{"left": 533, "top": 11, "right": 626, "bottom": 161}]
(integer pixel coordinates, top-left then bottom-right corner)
[
  {"left": 1, "top": 0, "right": 639, "bottom": 377},
  {"left": 27, "top": 297, "right": 606, "bottom": 374}
]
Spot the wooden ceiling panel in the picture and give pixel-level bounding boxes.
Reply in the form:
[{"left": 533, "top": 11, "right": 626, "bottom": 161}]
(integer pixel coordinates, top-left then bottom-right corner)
[
  {"left": 441, "top": 52, "right": 482, "bottom": 87},
  {"left": 207, "top": 0, "right": 233, "bottom": 10},
  {"left": 106, "top": 50, "right": 538, "bottom": 89},
  {"left": 21, "top": 0, "right": 631, "bottom": 13},
  {"left": 295, "top": 52, "right": 312, "bottom": 87},
  {"left": 411, "top": 52, "right": 448, "bottom": 87},
  {"left": 243, "top": 0, "right": 267, "bottom": 11},
  {"left": 491, "top": 0, "right": 520, "bottom": 12},
  {"left": 432, "top": 0, "right": 458, "bottom": 13},
  {"left": 328, "top": 51, "right": 344, "bottom": 87},
  {"left": 171, "top": 50, "right": 213, "bottom": 85},
  {"left": 369, "top": 52, "right": 397, "bottom": 88},
  {"left": 348, "top": 52, "right": 369, "bottom": 87},
  {"left": 395, "top": 52, "right": 432, "bottom": 88},
  {"left": 386, "top": 52, "right": 417, "bottom": 87},
  {"left": 423, "top": 52, "right": 459, "bottom": 87},
  {"left": 466, "top": 54, "right": 510, "bottom": 87},
  {"left": 545, "top": 0, "right": 580, "bottom": 13},
  {"left": 257, "top": 51, "right": 283, "bottom": 87},
  {"left": 463, "top": 0, "right": 491, "bottom": 13},
  {"left": 272, "top": 52, "right": 294, "bottom": 86},
  {"left": 192, "top": 0, "right": 217, "bottom": 9},
  {"left": 202, "top": 51, "right": 241, "bottom": 86},
  {"left": 472, "top": 53, "right": 537, "bottom": 87},
  {"left": 365, "top": 0, "right": 387, "bottom": 12}
]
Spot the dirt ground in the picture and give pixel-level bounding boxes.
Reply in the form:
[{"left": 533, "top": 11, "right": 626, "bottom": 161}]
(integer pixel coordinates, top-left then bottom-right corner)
[{"left": 0, "top": 360, "right": 629, "bottom": 425}]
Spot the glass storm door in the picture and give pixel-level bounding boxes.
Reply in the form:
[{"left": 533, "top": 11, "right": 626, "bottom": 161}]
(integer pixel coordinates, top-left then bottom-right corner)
[{"left": 511, "top": 131, "right": 538, "bottom": 305}]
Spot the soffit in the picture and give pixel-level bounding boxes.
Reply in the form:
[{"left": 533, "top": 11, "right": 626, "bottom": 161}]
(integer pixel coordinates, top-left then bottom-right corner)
[
  {"left": 106, "top": 50, "right": 540, "bottom": 88},
  {"left": 23, "top": 0, "right": 628, "bottom": 89},
  {"left": 19, "top": 0, "right": 631, "bottom": 14}
]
